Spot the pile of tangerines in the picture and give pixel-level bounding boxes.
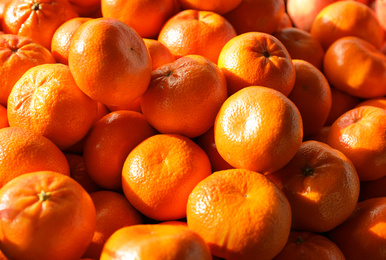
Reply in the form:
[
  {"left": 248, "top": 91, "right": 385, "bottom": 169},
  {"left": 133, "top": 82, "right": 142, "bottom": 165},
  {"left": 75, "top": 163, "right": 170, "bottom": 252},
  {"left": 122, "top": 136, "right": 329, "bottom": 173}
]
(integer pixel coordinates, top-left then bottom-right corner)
[{"left": 0, "top": 0, "right": 385, "bottom": 259}]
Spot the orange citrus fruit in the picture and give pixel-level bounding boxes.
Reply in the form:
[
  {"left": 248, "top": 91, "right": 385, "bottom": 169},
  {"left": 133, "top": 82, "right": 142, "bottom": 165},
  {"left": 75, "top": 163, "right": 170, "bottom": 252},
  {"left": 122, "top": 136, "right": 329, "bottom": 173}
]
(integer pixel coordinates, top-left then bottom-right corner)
[
  {"left": 141, "top": 54, "right": 227, "bottom": 138},
  {"left": 7, "top": 63, "right": 98, "bottom": 150},
  {"left": 100, "top": 224, "right": 212, "bottom": 260},
  {"left": 0, "top": 171, "right": 96, "bottom": 260},
  {"left": 214, "top": 86, "right": 303, "bottom": 174},
  {"left": 68, "top": 18, "right": 152, "bottom": 107},
  {"left": 187, "top": 169, "right": 292, "bottom": 260},
  {"left": 218, "top": 32, "right": 296, "bottom": 96},
  {"left": 122, "top": 134, "right": 212, "bottom": 221}
]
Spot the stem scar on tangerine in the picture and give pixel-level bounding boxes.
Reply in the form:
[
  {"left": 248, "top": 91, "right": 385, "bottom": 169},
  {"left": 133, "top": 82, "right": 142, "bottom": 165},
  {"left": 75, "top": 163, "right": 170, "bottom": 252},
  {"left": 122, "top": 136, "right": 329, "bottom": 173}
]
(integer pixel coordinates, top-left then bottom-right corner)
[{"left": 37, "top": 190, "right": 51, "bottom": 202}]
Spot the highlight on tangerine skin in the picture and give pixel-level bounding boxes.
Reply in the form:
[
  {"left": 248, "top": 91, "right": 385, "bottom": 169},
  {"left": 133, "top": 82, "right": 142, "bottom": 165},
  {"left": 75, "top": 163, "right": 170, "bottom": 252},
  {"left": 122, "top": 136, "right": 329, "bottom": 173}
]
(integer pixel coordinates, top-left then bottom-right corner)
[
  {"left": 218, "top": 32, "right": 296, "bottom": 97},
  {"left": 7, "top": 63, "right": 98, "bottom": 151},
  {"left": 0, "top": 33, "right": 56, "bottom": 106},
  {"left": 121, "top": 133, "right": 212, "bottom": 221},
  {"left": 310, "top": 1, "right": 385, "bottom": 50},
  {"left": 327, "top": 106, "right": 386, "bottom": 182},
  {"left": 214, "top": 86, "right": 303, "bottom": 174},
  {"left": 187, "top": 168, "right": 292, "bottom": 260},
  {"left": 327, "top": 197, "right": 386, "bottom": 260},
  {"left": 140, "top": 54, "right": 228, "bottom": 139},
  {"left": 158, "top": 9, "right": 237, "bottom": 64},
  {"left": 100, "top": 224, "right": 212, "bottom": 260},
  {"left": 68, "top": 17, "right": 152, "bottom": 107},
  {"left": 0, "top": 171, "right": 96, "bottom": 260},
  {"left": 2, "top": 0, "right": 79, "bottom": 50},
  {"left": 266, "top": 140, "right": 360, "bottom": 233},
  {"left": 323, "top": 36, "right": 386, "bottom": 99}
]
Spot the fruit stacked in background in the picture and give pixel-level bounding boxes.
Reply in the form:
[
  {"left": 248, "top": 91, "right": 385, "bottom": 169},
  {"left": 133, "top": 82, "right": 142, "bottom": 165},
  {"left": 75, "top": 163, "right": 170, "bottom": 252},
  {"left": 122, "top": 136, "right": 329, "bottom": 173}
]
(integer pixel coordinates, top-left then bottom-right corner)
[{"left": 0, "top": 0, "right": 385, "bottom": 259}]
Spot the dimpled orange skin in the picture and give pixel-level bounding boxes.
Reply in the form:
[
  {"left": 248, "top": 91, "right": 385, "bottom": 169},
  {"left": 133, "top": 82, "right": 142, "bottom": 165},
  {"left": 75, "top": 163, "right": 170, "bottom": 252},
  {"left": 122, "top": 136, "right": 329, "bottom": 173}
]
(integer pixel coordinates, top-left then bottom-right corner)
[
  {"left": 82, "top": 190, "right": 143, "bottom": 259},
  {"left": 177, "top": 0, "right": 242, "bottom": 14},
  {"left": 214, "top": 86, "right": 303, "bottom": 174},
  {"left": 64, "top": 153, "right": 100, "bottom": 194},
  {"left": 51, "top": 17, "right": 92, "bottom": 65},
  {"left": 100, "top": 224, "right": 212, "bottom": 260},
  {"left": 288, "top": 59, "right": 332, "bottom": 137},
  {"left": 143, "top": 38, "right": 175, "bottom": 71},
  {"left": 140, "top": 54, "right": 227, "bottom": 139},
  {"left": 310, "top": 1, "right": 385, "bottom": 50},
  {"left": 1, "top": 0, "right": 78, "bottom": 50},
  {"left": 218, "top": 32, "right": 296, "bottom": 96},
  {"left": 327, "top": 197, "right": 386, "bottom": 260},
  {"left": 323, "top": 36, "right": 386, "bottom": 99},
  {"left": 272, "top": 27, "right": 325, "bottom": 71},
  {"left": 0, "top": 34, "right": 56, "bottom": 107},
  {"left": 68, "top": 18, "right": 152, "bottom": 107},
  {"left": 273, "top": 231, "right": 346, "bottom": 260},
  {"left": 0, "top": 127, "right": 70, "bottom": 189},
  {"left": 186, "top": 169, "right": 292, "bottom": 260},
  {"left": 122, "top": 134, "right": 212, "bottom": 221},
  {"left": 7, "top": 63, "right": 98, "bottom": 151},
  {"left": 62, "top": 102, "right": 110, "bottom": 155},
  {"left": 0, "top": 171, "right": 96, "bottom": 260},
  {"left": 157, "top": 9, "right": 237, "bottom": 64},
  {"left": 327, "top": 106, "right": 386, "bottom": 181},
  {"left": 101, "top": 0, "right": 180, "bottom": 39},
  {"left": 195, "top": 126, "right": 234, "bottom": 172},
  {"left": 267, "top": 140, "right": 360, "bottom": 233},
  {"left": 83, "top": 110, "right": 157, "bottom": 191},
  {"left": 224, "top": 0, "right": 285, "bottom": 35},
  {"left": 286, "top": 0, "right": 337, "bottom": 32}
]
